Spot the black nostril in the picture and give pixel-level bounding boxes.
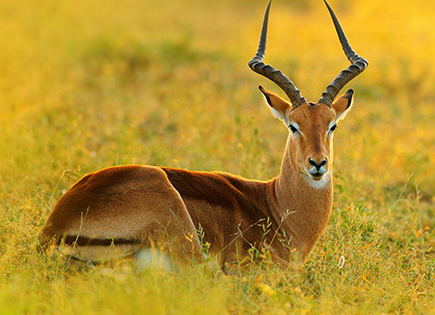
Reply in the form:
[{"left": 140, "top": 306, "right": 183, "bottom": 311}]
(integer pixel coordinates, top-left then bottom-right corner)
[
  {"left": 319, "top": 159, "right": 327, "bottom": 167},
  {"left": 309, "top": 158, "right": 317, "bottom": 167},
  {"left": 309, "top": 158, "right": 327, "bottom": 169}
]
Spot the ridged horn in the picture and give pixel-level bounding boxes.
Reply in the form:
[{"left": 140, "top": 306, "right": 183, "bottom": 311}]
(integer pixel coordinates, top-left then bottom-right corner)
[
  {"left": 248, "top": 0, "right": 306, "bottom": 108},
  {"left": 318, "top": 0, "right": 369, "bottom": 106}
]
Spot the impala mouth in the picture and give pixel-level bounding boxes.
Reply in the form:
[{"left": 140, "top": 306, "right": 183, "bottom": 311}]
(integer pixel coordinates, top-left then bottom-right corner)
[
  {"left": 309, "top": 172, "right": 325, "bottom": 181},
  {"left": 307, "top": 168, "right": 327, "bottom": 181}
]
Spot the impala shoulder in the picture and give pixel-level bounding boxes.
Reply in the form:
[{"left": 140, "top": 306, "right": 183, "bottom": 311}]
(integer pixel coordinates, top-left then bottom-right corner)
[{"left": 215, "top": 172, "right": 261, "bottom": 189}]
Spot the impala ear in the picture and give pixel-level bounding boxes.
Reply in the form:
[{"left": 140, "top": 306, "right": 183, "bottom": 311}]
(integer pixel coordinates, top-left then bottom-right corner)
[
  {"left": 332, "top": 89, "right": 354, "bottom": 121},
  {"left": 258, "top": 85, "right": 290, "bottom": 124}
]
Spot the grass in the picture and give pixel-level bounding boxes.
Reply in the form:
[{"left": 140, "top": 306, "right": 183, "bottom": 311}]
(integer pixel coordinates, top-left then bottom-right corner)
[{"left": 0, "top": 0, "right": 434, "bottom": 313}]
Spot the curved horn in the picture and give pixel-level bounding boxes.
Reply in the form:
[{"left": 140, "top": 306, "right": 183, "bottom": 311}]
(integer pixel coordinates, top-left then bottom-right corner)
[
  {"left": 318, "top": 0, "right": 369, "bottom": 106},
  {"left": 248, "top": 0, "right": 306, "bottom": 108}
]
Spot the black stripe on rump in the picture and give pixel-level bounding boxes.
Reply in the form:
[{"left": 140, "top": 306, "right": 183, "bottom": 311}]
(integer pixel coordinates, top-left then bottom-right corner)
[{"left": 60, "top": 235, "right": 142, "bottom": 247}]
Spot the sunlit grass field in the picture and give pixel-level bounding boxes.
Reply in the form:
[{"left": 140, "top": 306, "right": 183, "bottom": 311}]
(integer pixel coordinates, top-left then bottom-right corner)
[{"left": 1, "top": 0, "right": 434, "bottom": 313}]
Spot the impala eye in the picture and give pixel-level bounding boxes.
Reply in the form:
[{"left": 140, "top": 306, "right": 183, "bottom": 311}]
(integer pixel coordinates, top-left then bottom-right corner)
[
  {"left": 329, "top": 124, "right": 337, "bottom": 132},
  {"left": 289, "top": 124, "right": 298, "bottom": 134}
]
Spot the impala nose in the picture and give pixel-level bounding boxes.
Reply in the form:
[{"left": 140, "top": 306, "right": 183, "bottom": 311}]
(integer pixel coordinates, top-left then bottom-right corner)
[
  {"left": 307, "top": 158, "right": 328, "bottom": 179},
  {"left": 308, "top": 158, "right": 327, "bottom": 170}
]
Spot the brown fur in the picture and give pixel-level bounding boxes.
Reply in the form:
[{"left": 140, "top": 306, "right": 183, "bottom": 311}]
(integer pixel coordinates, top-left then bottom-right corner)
[
  {"left": 38, "top": 0, "right": 363, "bottom": 271},
  {"left": 38, "top": 92, "right": 353, "bottom": 271}
]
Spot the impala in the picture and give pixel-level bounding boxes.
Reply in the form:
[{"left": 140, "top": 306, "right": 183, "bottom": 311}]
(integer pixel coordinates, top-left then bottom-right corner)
[{"left": 38, "top": 0, "right": 368, "bottom": 272}]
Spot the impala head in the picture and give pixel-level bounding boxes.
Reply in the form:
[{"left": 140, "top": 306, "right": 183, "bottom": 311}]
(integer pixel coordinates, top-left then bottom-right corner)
[{"left": 249, "top": 0, "right": 368, "bottom": 184}]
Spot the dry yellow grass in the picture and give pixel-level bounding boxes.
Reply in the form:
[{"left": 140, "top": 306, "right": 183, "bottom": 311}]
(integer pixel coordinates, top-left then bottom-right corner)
[{"left": 0, "top": 0, "right": 434, "bottom": 313}]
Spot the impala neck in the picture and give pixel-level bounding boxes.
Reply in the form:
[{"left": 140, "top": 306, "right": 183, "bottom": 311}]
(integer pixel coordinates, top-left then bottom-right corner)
[{"left": 268, "top": 136, "right": 333, "bottom": 261}]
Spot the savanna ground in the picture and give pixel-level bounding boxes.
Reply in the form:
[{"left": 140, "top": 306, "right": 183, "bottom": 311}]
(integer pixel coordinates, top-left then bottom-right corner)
[{"left": 0, "top": 0, "right": 434, "bottom": 313}]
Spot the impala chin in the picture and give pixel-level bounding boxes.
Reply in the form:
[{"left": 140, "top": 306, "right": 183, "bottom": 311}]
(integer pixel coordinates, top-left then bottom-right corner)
[
  {"left": 310, "top": 173, "right": 325, "bottom": 181},
  {"left": 305, "top": 171, "right": 331, "bottom": 189}
]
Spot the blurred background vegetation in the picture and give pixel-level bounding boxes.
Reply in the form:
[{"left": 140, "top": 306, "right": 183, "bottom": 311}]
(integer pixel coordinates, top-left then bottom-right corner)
[{"left": 0, "top": 0, "right": 434, "bottom": 313}]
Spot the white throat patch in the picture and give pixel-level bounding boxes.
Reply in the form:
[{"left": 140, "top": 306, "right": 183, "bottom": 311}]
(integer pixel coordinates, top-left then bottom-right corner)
[{"left": 305, "top": 172, "right": 331, "bottom": 189}]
